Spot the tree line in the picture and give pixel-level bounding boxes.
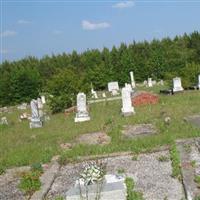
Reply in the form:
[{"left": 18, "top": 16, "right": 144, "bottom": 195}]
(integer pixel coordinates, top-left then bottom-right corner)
[{"left": 0, "top": 31, "right": 200, "bottom": 112}]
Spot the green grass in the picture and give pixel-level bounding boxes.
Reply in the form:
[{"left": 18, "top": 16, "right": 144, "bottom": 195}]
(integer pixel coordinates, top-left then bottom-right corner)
[
  {"left": 125, "top": 177, "right": 144, "bottom": 200},
  {"left": 0, "top": 88, "right": 200, "bottom": 169},
  {"left": 170, "top": 143, "right": 182, "bottom": 180}
]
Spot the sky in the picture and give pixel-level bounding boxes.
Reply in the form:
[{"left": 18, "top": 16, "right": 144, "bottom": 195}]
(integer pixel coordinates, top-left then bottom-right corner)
[{"left": 0, "top": 0, "right": 200, "bottom": 63}]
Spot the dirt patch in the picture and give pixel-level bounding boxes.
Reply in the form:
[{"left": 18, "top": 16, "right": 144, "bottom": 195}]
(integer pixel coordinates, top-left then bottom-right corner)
[
  {"left": 76, "top": 132, "right": 111, "bottom": 145},
  {"left": 132, "top": 92, "right": 159, "bottom": 107},
  {"left": 122, "top": 124, "right": 157, "bottom": 139}
]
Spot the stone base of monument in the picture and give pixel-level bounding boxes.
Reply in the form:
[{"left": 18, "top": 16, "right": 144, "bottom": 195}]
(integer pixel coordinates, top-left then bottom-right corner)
[
  {"left": 29, "top": 118, "right": 43, "bottom": 128},
  {"left": 121, "top": 108, "right": 135, "bottom": 117},
  {"left": 74, "top": 113, "right": 90, "bottom": 123},
  {"left": 173, "top": 87, "right": 184, "bottom": 93},
  {"left": 66, "top": 174, "right": 126, "bottom": 200}
]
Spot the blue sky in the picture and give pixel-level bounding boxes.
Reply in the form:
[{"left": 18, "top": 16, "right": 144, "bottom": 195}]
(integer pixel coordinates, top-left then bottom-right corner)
[{"left": 1, "top": 0, "right": 200, "bottom": 63}]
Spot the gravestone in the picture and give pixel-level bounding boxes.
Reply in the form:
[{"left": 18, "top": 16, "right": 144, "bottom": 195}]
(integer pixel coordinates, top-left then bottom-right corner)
[
  {"left": 121, "top": 87, "right": 135, "bottom": 116},
  {"left": 125, "top": 83, "right": 133, "bottom": 93},
  {"left": 37, "top": 98, "right": 43, "bottom": 109},
  {"left": 91, "top": 88, "right": 98, "bottom": 99},
  {"left": 130, "top": 71, "right": 136, "bottom": 88},
  {"left": 17, "top": 103, "right": 27, "bottom": 110},
  {"left": 198, "top": 75, "right": 200, "bottom": 89},
  {"left": 143, "top": 80, "right": 147, "bottom": 86},
  {"left": 160, "top": 80, "right": 164, "bottom": 86},
  {"left": 173, "top": 77, "right": 184, "bottom": 92},
  {"left": 75, "top": 93, "right": 90, "bottom": 122},
  {"left": 147, "top": 78, "right": 153, "bottom": 87},
  {"left": 29, "top": 99, "right": 43, "bottom": 128},
  {"left": 108, "top": 82, "right": 119, "bottom": 96},
  {"left": 102, "top": 92, "right": 106, "bottom": 98},
  {"left": 66, "top": 174, "right": 126, "bottom": 200},
  {"left": 41, "top": 95, "right": 46, "bottom": 104}
]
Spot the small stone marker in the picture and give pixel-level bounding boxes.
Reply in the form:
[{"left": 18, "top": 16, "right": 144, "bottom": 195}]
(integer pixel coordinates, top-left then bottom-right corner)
[
  {"left": 121, "top": 87, "right": 135, "bottom": 116},
  {"left": 130, "top": 71, "right": 136, "bottom": 88},
  {"left": 29, "top": 99, "right": 43, "bottom": 128},
  {"left": 66, "top": 174, "right": 126, "bottom": 200},
  {"left": 102, "top": 92, "right": 106, "bottom": 98},
  {"left": 75, "top": 93, "right": 90, "bottom": 122},
  {"left": 147, "top": 78, "right": 153, "bottom": 87},
  {"left": 173, "top": 77, "right": 184, "bottom": 92}
]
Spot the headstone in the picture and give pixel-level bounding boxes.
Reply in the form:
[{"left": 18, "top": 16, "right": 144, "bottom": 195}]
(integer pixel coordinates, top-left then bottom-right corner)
[
  {"left": 66, "top": 174, "right": 126, "bottom": 200},
  {"left": 130, "top": 71, "right": 136, "bottom": 88},
  {"left": 173, "top": 77, "right": 184, "bottom": 92},
  {"left": 143, "top": 80, "right": 147, "bottom": 86},
  {"left": 75, "top": 93, "right": 90, "bottom": 122},
  {"left": 108, "top": 82, "right": 119, "bottom": 96},
  {"left": 102, "top": 92, "right": 106, "bottom": 98},
  {"left": 125, "top": 83, "right": 133, "bottom": 93},
  {"left": 198, "top": 75, "right": 200, "bottom": 89},
  {"left": 37, "top": 98, "right": 43, "bottom": 109},
  {"left": 91, "top": 88, "right": 98, "bottom": 99},
  {"left": 41, "top": 95, "right": 46, "bottom": 104},
  {"left": 147, "top": 78, "right": 153, "bottom": 87},
  {"left": 160, "top": 80, "right": 164, "bottom": 86},
  {"left": 121, "top": 87, "right": 135, "bottom": 116},
  {"left": 29, "top": 99, "right": 43, "bottom": 128},
  {"left": 0, "top": 117, "right": 8, "bottom": 125}
]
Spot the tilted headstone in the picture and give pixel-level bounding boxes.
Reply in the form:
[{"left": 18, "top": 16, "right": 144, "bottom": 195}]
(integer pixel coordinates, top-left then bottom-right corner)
[
  {"left": 29, "top": 99, "right": 43, "bottom": 128},
  {"left": 91, "top": 88, "right": 98, "bottom": 99},
  {"left": 75, "top": 93, "right": 90, "bottom": 122},
  {"left": 130, "top": 71, "right": 136, "bottom": 88},
  {"left": 198, "top": 75, "right": 200, "bottom": 89},
  {"left": 147, "top": 78, "right": 153, "bottom": 87},
  {"left": 121, "top": 87, "right": 135, "bottom": 116},
  {"left": 41, "top": 96, "right": 46, "bottom": 104},
  {"left": 173, "top": 77, "right": 184, "bottom": 92}
]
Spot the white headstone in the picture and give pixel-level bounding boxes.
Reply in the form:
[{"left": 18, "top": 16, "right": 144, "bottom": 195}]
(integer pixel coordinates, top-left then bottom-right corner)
[
  {"left": 41, "top": 96, "right": 46, "bottom": 104},
  {"left": 198, "top": 75, "right": 200, "bottom": 89},
  {"left": 37, "top": 98, "right": 43, "bottom": 109},
  {"left": 29, "top": 99, "right": 42, "bottom": 128},
  {"left": 125, "top": 83, "right": 133, "bottom": 93},
  {"left": 147, "top": 78, "right": 153, "bottom": 87},
  {"left": 160, "top": 80, "right": 164, "bottom": 86},
  {"left": 102, "top": 92, "right": 106, "bottom": 98},
  {"left": 173, "top": 77, "right": 184, "bottom": 92},
  {"left": 75, "top": 93, "right": 90, "bottom": 122},
  {"left": 130, "top": 71, "right": 136, "bottom": 88},
  {"left": 0, "top": 117, "right": 8, "bottom": 125},
  {"left": 143, "top": 80, "right": 147, "bottom": 86},
  {"left": 108, "top": 82, "right": 119, "bottom": 92},
  {"left": 91, "top": 88, "right": 98, "bottom": 99},
  {"left": 121, "top": 87, "right": 135, "bottom": 116}
]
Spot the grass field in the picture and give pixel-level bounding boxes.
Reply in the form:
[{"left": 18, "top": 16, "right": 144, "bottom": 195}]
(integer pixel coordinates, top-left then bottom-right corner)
[{"left": 0, "top": 86, "right": 200, "bottom": 169}]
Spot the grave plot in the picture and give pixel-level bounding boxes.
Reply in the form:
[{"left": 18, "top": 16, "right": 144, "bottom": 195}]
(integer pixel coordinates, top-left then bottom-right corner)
[
  {"left": 177, "top": 138, "right": 200, "bottom": 199},
  {"left": 122, "top": 124, "right": 157, "bottom": 139},
  {"left": 184, "top": 115, "right": 200, "bottom": 128},
  {"left": 46, "top": 151, "right": 184, "bottom": 200}
]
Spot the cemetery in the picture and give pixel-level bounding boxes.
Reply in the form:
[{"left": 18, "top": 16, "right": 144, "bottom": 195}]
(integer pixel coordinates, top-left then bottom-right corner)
[{"left": 0, "top": 77, "right": 200, "bottom": 199}]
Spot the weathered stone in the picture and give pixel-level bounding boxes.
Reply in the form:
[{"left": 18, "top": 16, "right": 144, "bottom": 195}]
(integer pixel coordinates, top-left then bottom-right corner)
[{"left": 173, "top": 77, "right": 184, "bottom": 92}]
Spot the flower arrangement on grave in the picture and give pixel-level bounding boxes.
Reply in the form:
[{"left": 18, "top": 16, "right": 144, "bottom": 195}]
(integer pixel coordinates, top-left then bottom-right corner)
[{"left": 79, "top": 161, "right": 106, "bottom": 186}]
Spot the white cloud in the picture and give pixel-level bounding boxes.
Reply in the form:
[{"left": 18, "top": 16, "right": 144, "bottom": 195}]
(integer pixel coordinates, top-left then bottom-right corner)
[
  {"left": 82, "top": 20, "right": 110, "bottom": 31},
  {"left": 0, "top": 49, "right": 9, "bottom": 54},
  {"left": 112, "top": 1, "right": 135, "bottom": 8},
  {"left": 17, "top": 19, "right": 31, "bottom": 24},
  {"left": 53, "top": 30, "right": 63, "bottom": 35},
  {"left": 0, "top": 30, "right": 17, "bottom": 37}
]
